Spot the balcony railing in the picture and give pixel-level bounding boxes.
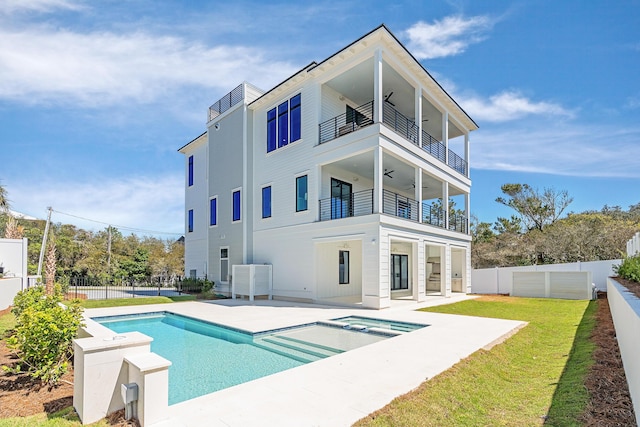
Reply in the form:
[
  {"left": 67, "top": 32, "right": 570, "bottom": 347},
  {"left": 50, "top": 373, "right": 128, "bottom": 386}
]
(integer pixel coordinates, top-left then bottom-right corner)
[
  {"left": 422, "top": 130, "right": 446, "bottom": 163},
  {"left": 319, "top": 189, "right": 373, "bottom": 221},
  {"left": 318, "top": 101, "right": 374, "bottom": 144},
  {"left": 450, "top": 213, "right": 468, "bottom": 234},
  {"left": 383, "top": 103, "right": 418, "bottom": 144},
  {"left": 422, "top": 202, "right": 444, "bottom": 228},
  {"left": 382, "top": 189, "right": 419, "bottom": 222},
  {"left": 208, "top": 84, "right": 244, "bottom": 122},
  {"left": 448, "top": 149, "right": 467, "bottom": 176}
]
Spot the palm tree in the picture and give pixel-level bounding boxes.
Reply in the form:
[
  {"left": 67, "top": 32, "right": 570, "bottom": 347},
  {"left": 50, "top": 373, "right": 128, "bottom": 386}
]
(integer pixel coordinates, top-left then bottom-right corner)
[{"left": 0, "top": 183, "right": 9, "bottom": 213}]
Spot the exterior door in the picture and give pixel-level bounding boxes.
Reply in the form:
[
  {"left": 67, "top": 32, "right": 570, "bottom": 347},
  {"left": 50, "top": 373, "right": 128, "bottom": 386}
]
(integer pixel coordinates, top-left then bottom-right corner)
[
  {"left": 331, "top": 178, "right": 352, "bottom": 219},
  {"left": 391, "top": 254, "right": 409, "bottom": 290}
]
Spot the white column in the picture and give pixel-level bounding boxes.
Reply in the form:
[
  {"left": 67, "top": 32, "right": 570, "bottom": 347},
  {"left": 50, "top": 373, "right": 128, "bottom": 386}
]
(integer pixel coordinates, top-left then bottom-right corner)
[
  {"left": 442, "top": 182, "right": 449, "bottom": 230},
  {"left": 444, "top": 244, "right": 452, "bottom": 297},
  {"left": 415, "top": 87, "right": 422, "bottom": 147},
  {"left": 464, "top": 132, "right": 470, "bottom": 176},
  {"left": 315, "top": 164, "right": 322, "bottom": 221},
  {"left": 373, "top": 49, "right": 383, "bottom": 123},
  {"left": 415, "top": 167, "right": 422, "bottom": 222},
  {"left": 442, "top": 111, "right": 449, "bottom": 163},
  {"left": 465, "top": 192, "right": 470, "bottom": 234},
  {"left": 373, "top": 146, "right": 383, "bottom": 214}
]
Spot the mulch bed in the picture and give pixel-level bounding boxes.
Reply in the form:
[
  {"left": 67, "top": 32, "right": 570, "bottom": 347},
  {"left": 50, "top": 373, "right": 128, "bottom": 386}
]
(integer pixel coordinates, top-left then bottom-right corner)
[
  {"left": 0, "top": 293, "right": 637, "bottom": 425},
  {"left": 613, "top": 276, "right": 640, "bottom": 299}
]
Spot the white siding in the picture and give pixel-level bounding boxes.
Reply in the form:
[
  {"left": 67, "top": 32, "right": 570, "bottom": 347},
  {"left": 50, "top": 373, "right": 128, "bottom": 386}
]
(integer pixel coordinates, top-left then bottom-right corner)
[{"left": 183, "top": 136, "right": 208, "bottom": 277}]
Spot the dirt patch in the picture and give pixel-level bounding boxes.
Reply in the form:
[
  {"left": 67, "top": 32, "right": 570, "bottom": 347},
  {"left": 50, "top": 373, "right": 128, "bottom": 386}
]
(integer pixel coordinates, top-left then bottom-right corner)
[{"left": 581, "top": 292, "right": 637, "bottom": 426}]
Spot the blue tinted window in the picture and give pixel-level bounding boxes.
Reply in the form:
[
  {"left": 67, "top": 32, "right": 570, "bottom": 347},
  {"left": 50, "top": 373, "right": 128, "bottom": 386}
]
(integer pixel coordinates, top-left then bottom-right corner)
[
  {"left": 210, "top": 198, "right": 217, "bottom": 226},
  {"left": 267, "top": 108, "right": 276, "bottom": 153},
  {"left": 188, "top": 156, "right": 194, "bottom": 186},
  {"left": 232, "top": 190, "right": 241, "bottom": 221},
  {"left": 188, "top": 209, "right": 194, "bottom": 232},
  {"left": 290, "top": 94, "right": 301, "bottom": 142},
  {"left": 296, "top": 175, "right": 308, "bottom": 212},
  {"left": 262, "top": 186, "right": 272, "bottom": 218},
  {"left": 277, "top": 101, "right": 288, "bottom": 148}
]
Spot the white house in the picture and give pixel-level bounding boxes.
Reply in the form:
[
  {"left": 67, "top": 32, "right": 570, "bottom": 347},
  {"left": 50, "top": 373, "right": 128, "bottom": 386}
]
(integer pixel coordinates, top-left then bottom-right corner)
[{"left": 178, "top": 25, "right": 478, "bottom": 309}]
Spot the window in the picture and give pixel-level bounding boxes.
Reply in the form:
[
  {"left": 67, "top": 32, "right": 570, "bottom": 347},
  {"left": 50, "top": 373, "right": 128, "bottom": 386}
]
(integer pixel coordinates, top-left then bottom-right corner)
[
  {"left": 188, "top": 155, "right": 194, "bottom": 186},
  {"left": 266, "top": 94, "right": 301, "bottom": 152},
  {"left": 331, "top": 178, "right": 352, "bottom": 219},
  {"left": 220, "top": 247, "right": 229, "bottom": 283},
  {"left": 267, "top": 109, "right": 276, "bottom": 153},
  {"left": 339, "top": 250, "right": 350, "bottom": 284},
  {"left": 209, "top": 197, "right": 217, "bottom": 226},
  {"left": 277, "top": 101, "right": 288, "bottom": 148},
  {"left": 290, "top": 94, "right": 301, "bottom": 142},
  {"left": 232, "top": 190, "right": 241, "bottom": 222},
  {"left": 189, "top": 269, "right": 197, "bottom": 279},
  {"left": 296, "top": 175, "right": 308, "bottom": 212},
  {"left": 188, "top": 209, "right": 194, "bottom": 232},
  {"left": 262, "top": 186, "right": 272, "bottom": 218}
]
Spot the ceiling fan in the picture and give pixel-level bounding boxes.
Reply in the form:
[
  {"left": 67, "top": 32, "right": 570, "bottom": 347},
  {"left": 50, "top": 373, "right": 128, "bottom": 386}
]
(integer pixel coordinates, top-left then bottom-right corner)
[
  {"left": 383, "top": 169, "right": 394, "bottom": 178},
  {"left": 384, "top": 92, "right": 395, "bottom": 107}
]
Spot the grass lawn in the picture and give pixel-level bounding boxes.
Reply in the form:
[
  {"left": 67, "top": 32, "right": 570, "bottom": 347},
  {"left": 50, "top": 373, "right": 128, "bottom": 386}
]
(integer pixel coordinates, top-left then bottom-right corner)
[
  {"left": 0, "top": 312, "right": 15, "bottom": 336},
  {"left": 73, "top": 294, "right": 195, "bottom": 309},
  {"left": 355, "top": 295, "right": 596, "bottom": 427}
]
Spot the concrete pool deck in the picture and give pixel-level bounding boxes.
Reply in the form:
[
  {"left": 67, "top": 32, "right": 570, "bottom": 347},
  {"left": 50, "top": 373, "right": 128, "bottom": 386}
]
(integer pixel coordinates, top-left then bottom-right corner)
[{"left": 85, "top": 295, "right": 526, "bottom": 426}]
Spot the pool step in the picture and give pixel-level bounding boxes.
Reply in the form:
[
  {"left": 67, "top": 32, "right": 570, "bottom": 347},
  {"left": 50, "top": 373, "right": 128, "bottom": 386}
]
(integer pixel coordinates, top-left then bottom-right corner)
[{"left": 253, "top": 335, "right": 343, "bottom": 363}]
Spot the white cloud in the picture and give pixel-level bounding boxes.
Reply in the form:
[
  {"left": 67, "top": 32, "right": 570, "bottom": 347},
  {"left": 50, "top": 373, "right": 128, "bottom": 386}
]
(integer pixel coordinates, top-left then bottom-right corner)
[
  {"left": 0, "top": 26, "right": 297, "bottom": 106},
  {"left": 471, "top": 124, "right": 640, "bottom": 178},
  {"left": 404, "top": 15, "right": 495, "bottom": 60},
  {"left": 460, "top": 91, "right": 573, "bottom": 122},
  {"left": 0, "top": 0, "right": 84, "bottom": 14},
  {"left": 11, "top": 175, "right": 185, "bottom": 236}
]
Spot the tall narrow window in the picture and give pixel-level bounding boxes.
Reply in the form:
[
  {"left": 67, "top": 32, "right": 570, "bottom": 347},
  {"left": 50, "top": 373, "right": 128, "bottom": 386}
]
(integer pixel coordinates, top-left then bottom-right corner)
[
  {"left": 290, "top": 94, "right": 301, "bottom": 142},
  {"left": 339, "top": 250, "right": 350, "bottom": 284},
  {"left": 267, "top": 108, "right": 277, "bottom": 153},
  {"left": 262, "top": 186, "right": 272, "bottom": 219},
  {"left": 277, "top": 101, "right": 288, "bottom": 148},
  {"left": 209, "top": 197, "right": 217, "bottom": 226},
  {"left": 188, "top": 155, "right": 194, "bottom": 186},
  {"left": 296, "top": 175, "right": 308, "bottom": 212},
  {"left": 220, "top": 247, "right": 229, "bottom": 283},
  {"left": 232, "top": 190, "right": 241, "bottom": 221},
  {"left": 188, "top": 209, "right": 194, "bottom": 232}
]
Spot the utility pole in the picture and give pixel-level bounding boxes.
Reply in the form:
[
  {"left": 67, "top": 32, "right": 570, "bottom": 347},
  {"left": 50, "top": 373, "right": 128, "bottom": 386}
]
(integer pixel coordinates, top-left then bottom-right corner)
[{"left": 37, "top": 206, "right": 53, "bottom": 277}]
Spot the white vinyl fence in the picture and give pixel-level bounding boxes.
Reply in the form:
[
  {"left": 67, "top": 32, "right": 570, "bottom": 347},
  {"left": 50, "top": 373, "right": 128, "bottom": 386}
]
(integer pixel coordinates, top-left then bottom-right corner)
[
  {"left": 628, "top": 232, "right": 640, "bottom": 256},
  {"left": 231, "top": 264, "right": 273, "bottom": 301},
  {"left": 472, "top": 259, "right": 620, "bottom": 295},
  {"left": 511, "top": 271, "right": 595, "bottom": 300}
]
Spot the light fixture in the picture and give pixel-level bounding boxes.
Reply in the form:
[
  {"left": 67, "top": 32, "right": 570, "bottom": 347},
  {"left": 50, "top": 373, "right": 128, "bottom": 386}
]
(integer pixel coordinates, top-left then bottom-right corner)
[
  {"left": 214, "top": 123, "right": 220, "bottom": 130},
  {"left": 371, "top": 238, "right": 376, "bottom": 245}
]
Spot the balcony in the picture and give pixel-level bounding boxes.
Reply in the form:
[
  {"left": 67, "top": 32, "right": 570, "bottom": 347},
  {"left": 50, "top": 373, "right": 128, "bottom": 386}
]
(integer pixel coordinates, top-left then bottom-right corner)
[
  {"left": 318, "top": 188, "right": 467, "bottom": 233},
  {"left": 318, "top": 100, "right": 468, "bottom": 176},
  {"left": 208, "top": 84, "right": 244, "bottom": 122},
  {"left": 319, "top": 101, "right": 374, "bottom": 144}
]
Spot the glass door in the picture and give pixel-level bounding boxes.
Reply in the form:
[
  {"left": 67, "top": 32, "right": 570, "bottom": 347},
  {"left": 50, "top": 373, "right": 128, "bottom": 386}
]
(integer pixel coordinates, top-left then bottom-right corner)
[
  {"left": 331, "top": 178, "right": 352, "bottom": 219},
  {"left": 391, "top": 254, "right": 409, "bottom": 290}
]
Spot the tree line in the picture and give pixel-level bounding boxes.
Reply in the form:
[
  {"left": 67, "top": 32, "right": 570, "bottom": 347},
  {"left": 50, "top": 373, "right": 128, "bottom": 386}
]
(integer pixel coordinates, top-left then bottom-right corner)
[
  {"left": 0, "top": 185, "right": 184, "bottom": 283},
  {"left": 472, "top": 183, "right": 640, "bottom": 268}
]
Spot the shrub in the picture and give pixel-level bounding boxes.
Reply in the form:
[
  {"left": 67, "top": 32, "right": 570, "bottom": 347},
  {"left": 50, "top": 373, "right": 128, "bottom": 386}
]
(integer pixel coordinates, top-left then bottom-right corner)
[
  {"left": 614, "top": 254, "right": 640, "bottom": 283},
  {"left": 180, "top": 277, "right": 214, "bottom": 294},
  {"left": 5, "top": 286, "right": 84, "bottom": 385}
]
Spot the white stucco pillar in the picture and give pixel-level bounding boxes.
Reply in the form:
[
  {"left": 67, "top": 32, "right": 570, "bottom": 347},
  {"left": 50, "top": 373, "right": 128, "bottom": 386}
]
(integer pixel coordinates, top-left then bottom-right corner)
[
  {"left": 415, "top": 87, "right": 422, "bottom": 147},
  {"left": 415, "top": 167, "right": 422, "bottom": 222},
  {"left": 442, "top": 111, "right": 449, "bottom": 164},
  {"left": 442, "top": 182, "right": 449, "bottom": 230},
  {"left": 373, "top": 146, "right": 383, "bottom": 214},
  {"left": 373, "top": 49, "right": 383, "bottom": 123},
  {"left": 444, "top": 244, "right": 452, "bottom": 297}
]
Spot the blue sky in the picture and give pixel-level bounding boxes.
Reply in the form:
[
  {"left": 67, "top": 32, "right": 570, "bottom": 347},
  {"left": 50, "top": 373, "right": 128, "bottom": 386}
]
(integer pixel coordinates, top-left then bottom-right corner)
[{"left": 1, "top": 0, "right": 639, "bottom": 236}]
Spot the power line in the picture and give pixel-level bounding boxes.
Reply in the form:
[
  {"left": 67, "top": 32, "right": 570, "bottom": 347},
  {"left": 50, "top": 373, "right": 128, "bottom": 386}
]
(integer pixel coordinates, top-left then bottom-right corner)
[{"left": 51, "top": 209, "right": 183, "bottom": 236}]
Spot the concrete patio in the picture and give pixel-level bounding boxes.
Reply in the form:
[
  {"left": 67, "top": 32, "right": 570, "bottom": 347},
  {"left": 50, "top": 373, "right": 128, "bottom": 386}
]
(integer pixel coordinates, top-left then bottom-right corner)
[{"left": 84, "top": 294, "right": 525, "bottom": 426}]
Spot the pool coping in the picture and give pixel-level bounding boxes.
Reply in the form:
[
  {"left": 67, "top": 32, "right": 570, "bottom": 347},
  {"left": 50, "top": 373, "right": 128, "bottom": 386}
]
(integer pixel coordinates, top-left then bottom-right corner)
[{"left": 83, "top": 295, "right": 525, "bottom": 427}]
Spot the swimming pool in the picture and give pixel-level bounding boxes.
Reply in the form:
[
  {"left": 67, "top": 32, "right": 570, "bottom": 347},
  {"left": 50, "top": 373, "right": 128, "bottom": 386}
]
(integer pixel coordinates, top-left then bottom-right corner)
[
  {"left": 331, "top": 316, "right": 428, "bottom": 333},
  {"left": 94, "top": 312, "right": 391, "bottom": 404}
]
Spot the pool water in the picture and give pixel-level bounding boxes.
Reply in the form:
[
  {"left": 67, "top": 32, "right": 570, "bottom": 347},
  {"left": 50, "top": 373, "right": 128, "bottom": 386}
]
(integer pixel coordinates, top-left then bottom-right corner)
[
  {"left": 332, "top": 316, "right": 428, "bottom": 332},
  {"left": 95, "top": 312, "right": 392, "bottom": 405},
  {"left": 97, "top": 313, "right": 304, "bottom": 404}
]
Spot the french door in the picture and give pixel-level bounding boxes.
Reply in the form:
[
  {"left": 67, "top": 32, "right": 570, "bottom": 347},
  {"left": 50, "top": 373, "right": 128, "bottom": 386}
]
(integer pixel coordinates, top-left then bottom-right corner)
[
  {"left": 391, "top": 254, "right": 409, "bottom": 290},
  {"left": 331, "top": 178, "right": 352, "bottom": 219}
]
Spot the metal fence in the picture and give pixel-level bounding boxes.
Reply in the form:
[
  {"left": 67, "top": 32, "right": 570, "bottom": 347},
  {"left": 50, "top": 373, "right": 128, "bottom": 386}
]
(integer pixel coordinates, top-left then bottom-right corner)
[{"left": 66, "top": 276, "right": 212, "bottom": 300}]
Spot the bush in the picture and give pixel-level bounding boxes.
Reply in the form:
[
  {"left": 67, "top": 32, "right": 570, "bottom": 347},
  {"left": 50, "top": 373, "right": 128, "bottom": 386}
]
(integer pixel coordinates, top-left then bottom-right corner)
[
  {"left": 180, "top": 278, "right": 214, "bottom": 294},
  {"left": 614, "top": 254, "right": 640, "bottom": 283},
  {"left": 5, "top": 286, "right": 84, "bottom": 385}
]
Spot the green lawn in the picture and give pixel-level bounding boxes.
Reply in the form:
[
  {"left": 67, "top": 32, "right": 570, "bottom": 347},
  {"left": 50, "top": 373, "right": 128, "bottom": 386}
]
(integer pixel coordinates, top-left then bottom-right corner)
[
  {"left": 354, "top": 295, "right": 596, "bottom": 427},
  {"left": 0, "top": 311, "right": 15, "bottom": 336},
  {"left": 74, "top": 294, "right": 195, "bottom": 309}
]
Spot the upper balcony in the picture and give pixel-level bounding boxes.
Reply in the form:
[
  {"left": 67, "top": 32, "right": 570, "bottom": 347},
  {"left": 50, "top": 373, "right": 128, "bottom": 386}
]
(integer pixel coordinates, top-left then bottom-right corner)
[{"left": 316, "top": 54, "right": 471, "bottom": 177}]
